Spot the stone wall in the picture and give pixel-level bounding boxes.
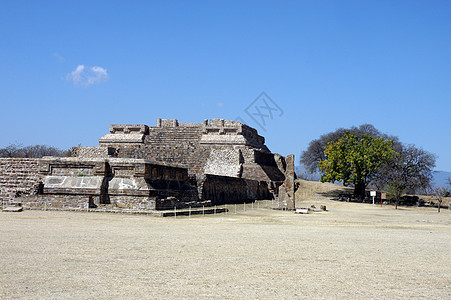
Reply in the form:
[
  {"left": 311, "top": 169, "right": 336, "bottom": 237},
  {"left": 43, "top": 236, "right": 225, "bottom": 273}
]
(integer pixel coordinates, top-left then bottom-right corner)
[
  {"left": 0, "top": 158, "right": 42, "bottom": 202},
  {"left": 200, "top": 175, "right": 272, "bottom": 205},
  {"left": 24, "top": 157, "right": 199, "bottom": 211},
  {"left": 71, "top": 146, "right": 113, "bottom": 158},
  {"left": 203, "top": 149, "right": 243, "bottom": 177},
  {"left": 114, "top": 145, "right": 210, "bottom": 176},
  {"left": 20, "top": 194, "right": 91, "bottom": 210}
]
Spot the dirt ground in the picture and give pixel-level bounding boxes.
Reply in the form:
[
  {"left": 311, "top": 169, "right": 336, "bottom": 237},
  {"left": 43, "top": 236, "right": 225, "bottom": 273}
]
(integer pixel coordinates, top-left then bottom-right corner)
[{"left": 1, "top": 182, "right": 450, "bottom": 299}]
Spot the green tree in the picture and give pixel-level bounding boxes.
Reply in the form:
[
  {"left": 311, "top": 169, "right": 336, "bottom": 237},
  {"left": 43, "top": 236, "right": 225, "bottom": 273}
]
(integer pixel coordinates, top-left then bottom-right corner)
[
  {"left": 300, "top": 124, "right": 400, "bottom": 173},
  {"left": 318, "top": 132, "right": 395, "bottom": 200}
]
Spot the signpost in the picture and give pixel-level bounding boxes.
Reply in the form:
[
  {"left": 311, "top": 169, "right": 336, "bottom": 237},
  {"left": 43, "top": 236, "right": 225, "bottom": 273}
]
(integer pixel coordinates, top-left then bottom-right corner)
[{"left": 370, "top": 191, "right": 376, "bottom": 206}]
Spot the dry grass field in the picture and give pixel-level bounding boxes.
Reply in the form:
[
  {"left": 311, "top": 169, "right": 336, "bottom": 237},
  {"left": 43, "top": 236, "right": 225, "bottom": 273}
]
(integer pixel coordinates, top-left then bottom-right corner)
[{"left": 1, "top": 180, "right": 450, "bottom": 299}]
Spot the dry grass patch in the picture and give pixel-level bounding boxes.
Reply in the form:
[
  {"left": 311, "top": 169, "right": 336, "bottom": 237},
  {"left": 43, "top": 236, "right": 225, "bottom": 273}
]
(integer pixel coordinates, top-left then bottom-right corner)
[{"left": 0, "top": 181, "right": 450, "bottom": 299}]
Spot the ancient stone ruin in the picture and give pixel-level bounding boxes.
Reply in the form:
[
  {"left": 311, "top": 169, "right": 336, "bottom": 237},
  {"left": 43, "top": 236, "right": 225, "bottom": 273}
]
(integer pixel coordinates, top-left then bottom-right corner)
[{"left": 0, "top": 119, "right": 297, "bottom": 211}]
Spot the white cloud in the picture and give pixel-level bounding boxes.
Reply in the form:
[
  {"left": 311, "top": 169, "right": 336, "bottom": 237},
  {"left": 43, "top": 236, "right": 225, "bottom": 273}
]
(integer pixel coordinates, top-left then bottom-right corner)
[
  {"left": 217, "top": 102, "right": 224, "bottom": 107},
  {"left": 53, "top": 52, "right": 65, "bottom": 62},
  {"left": 66, "top": 64, "right": 109, "bottom": 86}
]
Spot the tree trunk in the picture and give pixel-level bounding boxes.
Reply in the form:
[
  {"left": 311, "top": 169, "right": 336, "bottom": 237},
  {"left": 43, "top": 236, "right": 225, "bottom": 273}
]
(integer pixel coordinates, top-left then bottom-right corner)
[
  {"left": 354, "top": 182, "right": 366, "bottom": 202},
  {"left": 438, "top": 201, "right": 441, "bottom": 213},
  {"left": 394, "top": 190, "right": 402, "bottom": 210}
]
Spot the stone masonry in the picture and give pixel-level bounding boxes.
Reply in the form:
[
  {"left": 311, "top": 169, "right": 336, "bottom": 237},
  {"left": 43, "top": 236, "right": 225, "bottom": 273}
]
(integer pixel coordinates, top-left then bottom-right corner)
[
  {"left": 0, "top": 158, "right": 41, "bottom": 204},
  {"left": 18, "top": 157, "right": 199, "bottom": 210},
  {"left": 0, "top": 118, "right": 297, "bottom": 211},
  {"left": 76, "top": 118, "right": 297, "bottom": 208}
]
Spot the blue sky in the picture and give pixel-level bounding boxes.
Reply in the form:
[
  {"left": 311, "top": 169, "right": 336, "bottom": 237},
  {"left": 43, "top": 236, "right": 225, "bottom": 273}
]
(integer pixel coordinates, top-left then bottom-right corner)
[{"left": 1, "top": 1, "right": 450, "bottom": 171}]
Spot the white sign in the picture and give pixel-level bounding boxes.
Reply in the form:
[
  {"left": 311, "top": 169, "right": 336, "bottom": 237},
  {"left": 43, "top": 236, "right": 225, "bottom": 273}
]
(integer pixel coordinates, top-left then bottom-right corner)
[{"left": 370, "top": 191, "right": 377, "bottom": 197}]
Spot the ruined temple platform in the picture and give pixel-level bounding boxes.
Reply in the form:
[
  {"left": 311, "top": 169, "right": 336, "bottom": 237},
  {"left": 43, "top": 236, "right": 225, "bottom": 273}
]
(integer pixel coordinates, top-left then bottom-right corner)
[{"left": 0, "top": 118, "right": 297, "bottom": 211}]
